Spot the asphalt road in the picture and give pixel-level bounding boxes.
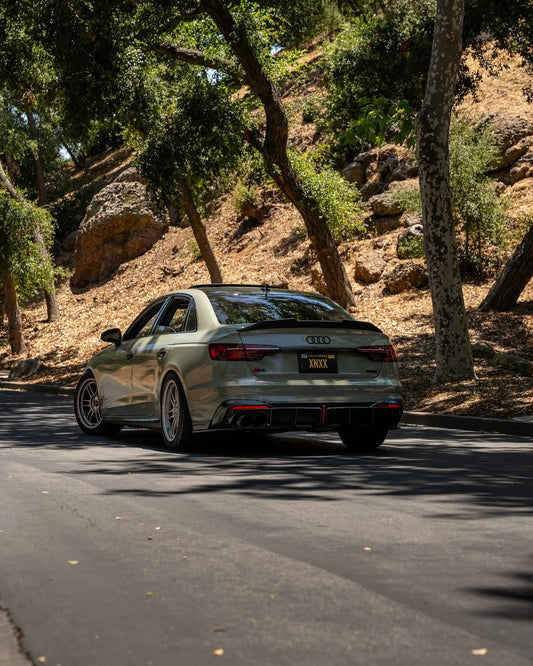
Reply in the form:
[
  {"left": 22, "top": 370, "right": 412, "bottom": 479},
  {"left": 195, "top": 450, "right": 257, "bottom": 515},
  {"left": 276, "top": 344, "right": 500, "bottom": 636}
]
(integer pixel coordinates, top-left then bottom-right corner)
[{"left": 1, "top": 389, "right": 532, "bottom": 666}]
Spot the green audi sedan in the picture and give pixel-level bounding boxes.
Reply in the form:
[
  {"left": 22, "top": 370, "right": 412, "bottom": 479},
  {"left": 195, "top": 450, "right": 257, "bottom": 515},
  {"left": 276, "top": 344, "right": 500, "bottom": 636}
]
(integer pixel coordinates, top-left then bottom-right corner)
[{"left": 74, "top": 284, "right": 402, "bottom": 452}]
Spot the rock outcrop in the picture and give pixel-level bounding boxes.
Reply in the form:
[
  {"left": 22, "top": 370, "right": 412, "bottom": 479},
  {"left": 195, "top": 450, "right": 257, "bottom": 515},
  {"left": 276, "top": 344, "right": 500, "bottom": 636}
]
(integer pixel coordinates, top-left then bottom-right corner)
[
  {"left": 382, "top": 260, "right": 428, "bottom": 294},
  {"left": 71, "top": 168, "right": 169, "bottom": 289},
  {"left": 354, "top": 251, "right": 387, "bottom": 284}
]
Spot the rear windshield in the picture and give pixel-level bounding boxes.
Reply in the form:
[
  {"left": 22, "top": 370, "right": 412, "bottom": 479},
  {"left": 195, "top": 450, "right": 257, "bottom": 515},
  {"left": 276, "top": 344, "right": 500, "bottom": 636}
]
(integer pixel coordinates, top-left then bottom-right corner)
[{"left": 206, "top": 290, "right": 351, "bottom": 325}]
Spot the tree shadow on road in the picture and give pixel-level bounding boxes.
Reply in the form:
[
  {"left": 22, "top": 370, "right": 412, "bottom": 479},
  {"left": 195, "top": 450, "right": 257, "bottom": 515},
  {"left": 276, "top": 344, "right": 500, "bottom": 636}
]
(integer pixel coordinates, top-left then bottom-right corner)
[
  {"left": 3, "top": 390, "right": 533, "bottom": 623},
  {"left": 2, "top": 390, "right": 533, "bottom": 519}
]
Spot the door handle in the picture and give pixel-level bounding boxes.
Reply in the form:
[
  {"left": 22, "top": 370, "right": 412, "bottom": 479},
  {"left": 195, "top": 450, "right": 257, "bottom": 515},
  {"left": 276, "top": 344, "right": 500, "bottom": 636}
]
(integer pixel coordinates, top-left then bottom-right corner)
[
  {"left": 157, "top": 348, "right": 167, "bottom": 359},
  {"left": 125, "top": 353, "right": 133, "bottom": 361}
]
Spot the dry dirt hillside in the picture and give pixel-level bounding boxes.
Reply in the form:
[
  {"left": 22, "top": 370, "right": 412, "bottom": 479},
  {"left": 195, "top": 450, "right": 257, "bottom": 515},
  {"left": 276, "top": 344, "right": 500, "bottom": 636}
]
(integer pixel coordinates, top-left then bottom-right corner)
[{"left": 1, "top": 51, "right": 532, "bottom": 420}]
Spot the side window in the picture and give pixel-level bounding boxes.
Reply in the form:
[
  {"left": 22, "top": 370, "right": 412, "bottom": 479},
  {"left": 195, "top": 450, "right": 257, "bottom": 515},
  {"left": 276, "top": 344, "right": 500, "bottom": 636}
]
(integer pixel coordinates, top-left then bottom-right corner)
[
  {"left": 135, "top": 311, "right": 160, "bottom": 339},
  {"left": 123, "top": 300, "right": 165, "bottom": 341},
  {"left": 156, "top": 297, "right": 196, "bottom": 334},
  {"left": 184, "top": 302, "right": 197, "bottom": 331}
]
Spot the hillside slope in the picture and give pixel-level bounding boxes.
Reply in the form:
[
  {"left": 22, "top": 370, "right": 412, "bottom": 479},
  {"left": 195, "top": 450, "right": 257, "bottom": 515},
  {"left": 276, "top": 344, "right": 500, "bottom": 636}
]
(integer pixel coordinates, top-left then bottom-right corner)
[{"left": 1, "top": 50, "right": 532, "bottom": 419}]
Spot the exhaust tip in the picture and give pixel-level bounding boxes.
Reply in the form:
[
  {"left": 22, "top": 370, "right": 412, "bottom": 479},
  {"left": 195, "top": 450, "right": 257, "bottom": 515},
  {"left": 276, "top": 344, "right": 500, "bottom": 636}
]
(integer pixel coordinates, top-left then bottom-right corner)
[{"left": 234, "top": 411, "right": 269, "bottom": 429}]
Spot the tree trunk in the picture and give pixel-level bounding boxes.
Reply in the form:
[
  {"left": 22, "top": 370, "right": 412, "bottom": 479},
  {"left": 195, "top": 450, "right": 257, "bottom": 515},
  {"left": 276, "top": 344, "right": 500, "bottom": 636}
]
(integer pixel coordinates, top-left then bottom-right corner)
[
  {"left": 203, "top": 0, "right": 355, "bottom": 309},
  {"left": 62, "top": 143, "right": 83, "bottom": 169},
  {"left": 26, "top": 107, "right": 48, "bottom": 206},
  {"left": 180, "top": 183, "right": 223, "bottom": 284},
  {"left": 479, "top": 223, "right": 533, "bottom": 311},
  {"left": 2, "top": 270, "right": 26, "bottom": 355},
  {"left": 416, "top": 0, "right": 475, "bottom": 383}
]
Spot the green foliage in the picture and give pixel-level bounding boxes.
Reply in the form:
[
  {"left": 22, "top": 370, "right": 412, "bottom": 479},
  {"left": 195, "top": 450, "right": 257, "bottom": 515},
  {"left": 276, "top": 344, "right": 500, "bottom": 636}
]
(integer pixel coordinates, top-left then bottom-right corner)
[
  {"left": 397, "top": 234, "right": 425, "bottom": 259},
  {"left": 134, "top": 74, "right": 248, "bottom": 214},
  {"left": 0, "top": 192, "right": 57, "bottom": 301},
  {"left": 339, "top": 97, "right": 416, "bottom": 150},
  {"left": 449, "top": 116, "right": 508, "bottom": 273},
  {"left": 291, "top": 150, "right": 365, "bottom": 243},
  {"left": 186, "top": 239, "right": 203, "bottom": 262},
  {"left": 390, "top": 184, "right": 421, "bottom": 216},
  {"left": 326, "top": 7, "right": 433, "bottom": 156},
  {"left": 231, "top": 180, "right": 260, "bottom": 215},
  {"left": 0, "top": 93, "right": 29, "bottom": 162},
  {"left": 257, "top": 0, "right": 331, "bottom": 47}
]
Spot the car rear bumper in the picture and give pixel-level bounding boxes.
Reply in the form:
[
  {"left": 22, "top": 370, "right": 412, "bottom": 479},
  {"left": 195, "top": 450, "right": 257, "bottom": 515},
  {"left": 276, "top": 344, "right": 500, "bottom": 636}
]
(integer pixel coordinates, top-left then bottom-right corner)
[{"left": 210, "top": 400, "right": 403, "bottom": 432}]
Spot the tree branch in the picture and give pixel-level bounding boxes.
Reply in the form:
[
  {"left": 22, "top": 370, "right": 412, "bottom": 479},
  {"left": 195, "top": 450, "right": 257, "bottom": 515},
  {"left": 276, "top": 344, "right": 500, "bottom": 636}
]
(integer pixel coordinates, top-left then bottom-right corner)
[
  {"left": 0, "top": 159, "right": 24, "bottom": 203},
  {"left": 162, "top": 9, "right": 207, "bottom": 34},
  {"left": 150, "top": 42, "right": 242, "bottom": 79}
]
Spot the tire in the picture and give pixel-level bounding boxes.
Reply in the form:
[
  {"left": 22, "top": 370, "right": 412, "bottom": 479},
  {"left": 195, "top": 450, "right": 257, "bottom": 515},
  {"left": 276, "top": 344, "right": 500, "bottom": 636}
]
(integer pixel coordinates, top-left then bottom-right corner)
[
  {"left": 338, "top": 425, "right": 388, "bottom": 453},
  {"left": 160, "top": 372, "right": 192, "bottom": 451},
  {"left": 74, "top": 371, "right": 123, "bottom": 436}
]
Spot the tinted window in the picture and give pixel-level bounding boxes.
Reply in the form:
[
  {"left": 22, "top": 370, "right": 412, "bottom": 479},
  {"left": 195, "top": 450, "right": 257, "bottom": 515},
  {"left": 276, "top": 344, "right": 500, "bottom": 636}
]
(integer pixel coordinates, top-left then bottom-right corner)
[
  {"left": 158, "top": 298, "right": 191, "bottom": 332},
  {"left": 206, "top": 290, "right": 350, "bottom": 324},
  {"left": 184, "top": 302, "right": 197, "bottom": 331},
  {"left": 123, "top": 300, "right": 166, "bottom": 340},
  {"left": 153, "top": 297, "right": 197, "bottom": 334}
]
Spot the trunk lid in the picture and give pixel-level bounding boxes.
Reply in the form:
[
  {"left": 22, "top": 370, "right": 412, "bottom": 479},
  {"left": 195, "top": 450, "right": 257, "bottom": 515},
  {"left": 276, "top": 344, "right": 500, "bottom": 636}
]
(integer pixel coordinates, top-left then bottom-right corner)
[{"left": 237, "top": 320, "right": 392, "bottom": 378}]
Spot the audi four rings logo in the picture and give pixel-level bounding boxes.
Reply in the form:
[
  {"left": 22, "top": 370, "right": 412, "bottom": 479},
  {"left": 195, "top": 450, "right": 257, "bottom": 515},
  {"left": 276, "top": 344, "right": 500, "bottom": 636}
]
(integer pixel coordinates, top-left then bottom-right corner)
[{"left": 306, "top": 335, "right": 331, "bottom": 345}]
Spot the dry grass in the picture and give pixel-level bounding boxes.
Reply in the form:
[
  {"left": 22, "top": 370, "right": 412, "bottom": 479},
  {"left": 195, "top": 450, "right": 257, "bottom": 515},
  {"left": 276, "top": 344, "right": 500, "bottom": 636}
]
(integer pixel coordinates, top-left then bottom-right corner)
[{"left": 2, "top": 190, "right": 531, "bottom": 419}]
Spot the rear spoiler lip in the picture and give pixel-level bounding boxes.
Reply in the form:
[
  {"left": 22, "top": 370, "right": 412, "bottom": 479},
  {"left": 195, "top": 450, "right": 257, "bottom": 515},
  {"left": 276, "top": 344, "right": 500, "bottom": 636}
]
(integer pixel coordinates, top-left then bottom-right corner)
[{"left": 239, "top": 319, "right": 383, "bottom": 333}]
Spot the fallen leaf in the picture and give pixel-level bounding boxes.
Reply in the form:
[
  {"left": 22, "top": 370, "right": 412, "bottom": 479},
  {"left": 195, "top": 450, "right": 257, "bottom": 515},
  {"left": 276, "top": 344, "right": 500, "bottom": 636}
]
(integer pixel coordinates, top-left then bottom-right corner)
[
  {"left": 213, "top": 649, "right": 224, "bottom": 656},
  {"left": 471, "top": 648, "right": 488, "bottom": 656},
  {"left": 68, "top": 561, "right": 80, "bottom": 565},
  {"left": 213, "top": 627, "right": 226, "bottom": 632},
  {"left": 146, "top": 592, "right": 154, "bottom": 597}
]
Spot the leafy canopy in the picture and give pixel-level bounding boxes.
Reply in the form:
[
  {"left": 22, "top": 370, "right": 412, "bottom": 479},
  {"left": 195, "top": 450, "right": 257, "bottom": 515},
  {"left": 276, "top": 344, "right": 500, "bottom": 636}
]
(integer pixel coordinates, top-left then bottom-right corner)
[{"left": 0, "top": 192, "right": 57, "bottom": 301}]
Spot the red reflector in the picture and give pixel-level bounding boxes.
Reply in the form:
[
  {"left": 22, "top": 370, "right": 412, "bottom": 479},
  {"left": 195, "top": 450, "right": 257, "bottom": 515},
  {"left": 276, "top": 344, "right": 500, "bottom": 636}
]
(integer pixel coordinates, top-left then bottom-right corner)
[
  {"left": 374, "top": 403, "right": 402, "bottom": 409},
  {"left": 229, "top": 405, "right": 270, "bottom": 411},
  {"left": 356, "top": 345, "right": 398, "bottom": 362},
  {"left": 209, "top": 343, "right": 279, "bottom": 361}
]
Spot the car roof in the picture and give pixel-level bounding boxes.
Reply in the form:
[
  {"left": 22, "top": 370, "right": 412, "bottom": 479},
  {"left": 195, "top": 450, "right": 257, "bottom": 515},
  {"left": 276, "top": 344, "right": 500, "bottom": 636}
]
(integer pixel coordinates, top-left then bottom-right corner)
[{"left": 190, "top": 283, "right": 290, "bottom": 291}]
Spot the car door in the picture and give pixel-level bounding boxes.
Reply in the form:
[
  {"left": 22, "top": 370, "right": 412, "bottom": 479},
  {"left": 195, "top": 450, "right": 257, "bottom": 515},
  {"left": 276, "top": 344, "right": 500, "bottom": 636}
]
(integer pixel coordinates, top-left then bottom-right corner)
[
  {"left": 98, "top": 298, "right": 167, "bottom": 420},
  {"left": 130, "top": 296, "right": 196, "bottom": 420}
]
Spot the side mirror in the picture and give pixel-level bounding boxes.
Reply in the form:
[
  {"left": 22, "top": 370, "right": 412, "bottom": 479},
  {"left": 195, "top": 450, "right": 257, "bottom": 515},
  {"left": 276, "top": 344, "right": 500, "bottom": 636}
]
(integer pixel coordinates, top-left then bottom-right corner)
[{"left": 101, "top": 328, "right": 122, "bottom": 347}]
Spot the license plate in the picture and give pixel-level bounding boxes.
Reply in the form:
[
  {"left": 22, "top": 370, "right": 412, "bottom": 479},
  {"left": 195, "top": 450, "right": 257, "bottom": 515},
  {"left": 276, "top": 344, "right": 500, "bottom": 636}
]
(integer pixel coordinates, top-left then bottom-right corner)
[{"left": 298, "top": 351, "right": 338, "bottom": 373}]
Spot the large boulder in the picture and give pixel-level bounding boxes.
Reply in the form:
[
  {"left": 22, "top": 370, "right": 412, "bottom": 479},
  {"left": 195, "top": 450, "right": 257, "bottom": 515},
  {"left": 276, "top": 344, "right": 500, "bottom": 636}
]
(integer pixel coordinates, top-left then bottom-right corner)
[
  {"left": 383, "top": 260, "right": 428, "bottom": 294},
  {"left": 8, "top": 358, "right": 43, "bottom": 379},
  {"left": 479, "top": 114, "right": 533, "bottom": 171},
  {"left": 509, "top": 147, "right": 533, "bottom": 184},
  {"left": 71, "top": 170, "right": 169, "bottom": 289},
  {"left": 341, "top": 151, "right": 375, "bottom": 186},
  {"left": 341, "top": 146, "right": 412, "bottom": 200},
  {"left": 368, "top": 192, "right": 403, "bottom": 217},
  {"left": 354, "top": 251, "right": 387, "bottom": 284}
]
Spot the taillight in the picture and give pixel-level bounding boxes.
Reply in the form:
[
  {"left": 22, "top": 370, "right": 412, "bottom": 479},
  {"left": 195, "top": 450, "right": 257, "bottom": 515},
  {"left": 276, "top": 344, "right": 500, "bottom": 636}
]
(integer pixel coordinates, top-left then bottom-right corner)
[
  {"left": 356, "top": 345, "right": 398, "bottom": 362},
  {"left": 209, "top": 343, "right": 280, "bottom": 361}
]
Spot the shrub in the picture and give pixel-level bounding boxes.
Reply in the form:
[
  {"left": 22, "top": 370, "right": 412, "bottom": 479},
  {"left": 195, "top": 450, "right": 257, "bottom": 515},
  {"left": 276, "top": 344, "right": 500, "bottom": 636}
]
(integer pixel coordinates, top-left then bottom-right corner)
[
  {"left": 231, "top": 180, "right": 260, "bottom": 216},
  {"left": 291, "top": 150, "right": 366, "bottom": 243},
  {"left": 397, "top": 234, "right": 425, "bottom": 259},
  {"left": 449, "top": 116, "right": 508, "bottom": 273},
  {"left": 325, "top": 8, "right": 433, "bottom": 157},
  {"left": 186, "top": 239, "right": 203, "bottom": 262},
  {"left": 390, "top": 184, "right": 422, "bottom": 216},
  {"left": 0, "top": 192, "right": 58, "bottom": 302}
]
